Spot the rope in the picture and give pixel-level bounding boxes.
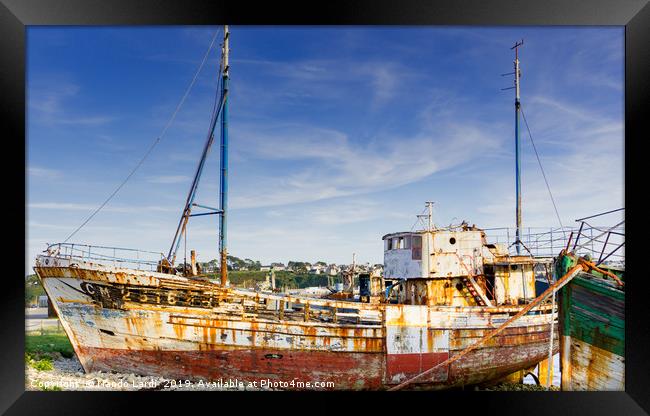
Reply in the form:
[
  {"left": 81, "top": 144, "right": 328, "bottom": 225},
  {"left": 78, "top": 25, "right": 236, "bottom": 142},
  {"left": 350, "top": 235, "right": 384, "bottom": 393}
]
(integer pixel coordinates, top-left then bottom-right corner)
[
  {"left": 520, "top": 106, "right": 565, "bottom": 239},
  {"left": 63, "top": 28, "right": 222, "bottom": 243},
  {"left": 546, "top": 288, "right": 556, "bottom": 390}
]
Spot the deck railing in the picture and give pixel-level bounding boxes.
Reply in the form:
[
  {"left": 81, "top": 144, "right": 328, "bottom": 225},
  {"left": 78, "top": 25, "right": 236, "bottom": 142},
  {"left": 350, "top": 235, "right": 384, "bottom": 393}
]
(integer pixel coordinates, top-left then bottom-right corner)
[
  {"left": 43, "top": 242, "right": 167, "bottom": 272},
  {"left": 571, "top": 208, "right": 625, "bottom": 266},
  {"left": 483, "top": 226, "right": 577, "bottom": 258},
  {"left": 483, "top": 208, "right": 624, "bottom": 267}
]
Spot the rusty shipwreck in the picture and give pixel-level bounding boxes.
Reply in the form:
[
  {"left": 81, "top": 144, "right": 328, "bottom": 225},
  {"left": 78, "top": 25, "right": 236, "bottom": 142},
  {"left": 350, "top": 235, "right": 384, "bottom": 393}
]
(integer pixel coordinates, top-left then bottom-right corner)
[
  {"left": 557, "top": 209, "right": 625, "bottom": 390},
  {"left": 34, "top": 29, "right": 564, "bottom": 390}
]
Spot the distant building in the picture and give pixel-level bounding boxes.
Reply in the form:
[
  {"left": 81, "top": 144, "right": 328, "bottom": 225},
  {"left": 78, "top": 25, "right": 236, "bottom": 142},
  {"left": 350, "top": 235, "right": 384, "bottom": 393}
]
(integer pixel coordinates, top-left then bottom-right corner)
[
  {"left": 270, "top": 262, "right": 286, "bottom": 271},
  {"left": 326, "top": 264, "right": 340, "bottom": 276},
  {"left": 201, "top": 263, "right": 218, "bottom": 273},
  {"left": 260, "top": 265, "right": 271, "bottom": 272},
  {"left": 38, "top": 295, "right": 48, "bottom": 308}
]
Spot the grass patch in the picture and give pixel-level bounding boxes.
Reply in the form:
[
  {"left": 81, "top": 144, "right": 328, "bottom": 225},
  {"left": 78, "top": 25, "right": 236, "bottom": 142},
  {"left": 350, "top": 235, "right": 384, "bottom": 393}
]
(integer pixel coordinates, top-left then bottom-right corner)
[
  {"left": 26, "top": 332, "right": 75, "bottom": 359},
  {"left": 31, "top": 357, "right": 54, "bottom": 371},
  {"left": 25, "top": 351, "right": 55, "bottom": 371}
]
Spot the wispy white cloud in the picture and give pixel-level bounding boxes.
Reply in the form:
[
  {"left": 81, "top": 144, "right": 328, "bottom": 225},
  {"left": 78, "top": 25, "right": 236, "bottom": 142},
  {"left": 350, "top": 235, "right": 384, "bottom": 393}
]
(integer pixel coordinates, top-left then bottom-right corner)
[
  {"left": 28, "top": 221, "right": 124, "bottom": 232},
  {"left": 233, "top": 57, "right": 418, "bottom": 110},
  {"left": 28, "top": 167, "right": 63, "bottom": 179},
  {"left": 262, "top": 198, "right": 412, "bottom": 227},
  {"left": 475, "top": 95, "right": 623, "bottom": 228},
  {"left": 146, "top": 175, "right": 191, "bottom": 184},
  {"left": 230, "top": 92, "right": 503, "bottom": 209},
  {"left": 28, "top": 79, "right": 115, "bottom": 126},
  {"left": 59, "top": 116, "right": 115, "bottom": 125},
  {"left": 565, "top": 32, "right": 623, "bottom": 92},
  {"left": 28, "top": 202, "right": 177, "bottom": 213},
  {"left": 528, "top": 95, "right": 606, "bottom": 123}
]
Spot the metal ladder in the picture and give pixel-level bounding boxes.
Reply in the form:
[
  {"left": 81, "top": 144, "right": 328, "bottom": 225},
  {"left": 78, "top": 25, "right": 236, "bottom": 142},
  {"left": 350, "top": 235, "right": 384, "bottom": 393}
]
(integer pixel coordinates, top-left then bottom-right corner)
[
  {"left": 461, "top": 275, "right": 491, "bottom": 306},
  {"left": 455, "top": 253, "right": 492, "bottom": 307}
]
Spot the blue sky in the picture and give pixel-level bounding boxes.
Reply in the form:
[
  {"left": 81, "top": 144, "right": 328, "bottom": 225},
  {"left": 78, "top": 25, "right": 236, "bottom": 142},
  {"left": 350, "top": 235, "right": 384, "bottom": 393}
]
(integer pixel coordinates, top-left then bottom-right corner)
[{"left": 26, "top": 26, "right": 624, "bottom": 273}]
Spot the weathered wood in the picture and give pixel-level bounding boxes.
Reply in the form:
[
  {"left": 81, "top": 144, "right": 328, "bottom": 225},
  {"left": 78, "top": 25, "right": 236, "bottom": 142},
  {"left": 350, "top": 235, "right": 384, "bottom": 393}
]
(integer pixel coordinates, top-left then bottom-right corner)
[{"left": 558, "top": 253, "right": 625, "bottom": 391}]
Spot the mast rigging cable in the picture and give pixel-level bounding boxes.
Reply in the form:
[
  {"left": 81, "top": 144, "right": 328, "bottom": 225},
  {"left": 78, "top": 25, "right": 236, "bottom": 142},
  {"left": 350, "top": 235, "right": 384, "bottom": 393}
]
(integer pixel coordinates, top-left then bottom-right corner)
[
  {"left": 62, "top": 28, "right": 222, "bottom": 244},
  {"left": 520, "top": 105, "right": 566, "bottom": 238}
]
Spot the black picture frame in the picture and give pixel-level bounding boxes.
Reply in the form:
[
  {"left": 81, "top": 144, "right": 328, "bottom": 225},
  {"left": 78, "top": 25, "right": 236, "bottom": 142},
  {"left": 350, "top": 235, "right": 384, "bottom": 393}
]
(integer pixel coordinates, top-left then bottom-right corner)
[{"left": 2, "top": 0, "right": 648, "bottom": 414}]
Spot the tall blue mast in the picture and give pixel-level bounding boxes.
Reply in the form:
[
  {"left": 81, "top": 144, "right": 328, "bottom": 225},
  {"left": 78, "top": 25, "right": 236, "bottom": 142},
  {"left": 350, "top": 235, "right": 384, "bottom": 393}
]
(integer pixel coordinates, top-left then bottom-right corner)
[
  {"left": 512, "top": 40, "right": 523, "bottom": 255},
  {"left": 165, "top": 27, "right": 230, "bottom": 279},
  {"left": 219, "top": 25, "right": 230, "bottom": 286},
  {"left": 166, "top": 28, "right": 229, "bottom": 269}
]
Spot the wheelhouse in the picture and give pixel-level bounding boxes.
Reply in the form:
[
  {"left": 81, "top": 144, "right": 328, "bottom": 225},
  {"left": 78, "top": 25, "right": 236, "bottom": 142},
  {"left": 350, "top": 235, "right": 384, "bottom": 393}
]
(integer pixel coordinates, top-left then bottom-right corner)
[{"left": 382, "top": 228, "right": 538, "bottom": 307}]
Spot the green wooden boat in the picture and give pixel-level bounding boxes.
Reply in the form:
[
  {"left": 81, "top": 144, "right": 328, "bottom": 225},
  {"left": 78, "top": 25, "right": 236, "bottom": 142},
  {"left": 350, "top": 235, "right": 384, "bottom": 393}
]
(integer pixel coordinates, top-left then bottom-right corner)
[{"left": 556, "top": 210, "right": 624, "bottom": 391}]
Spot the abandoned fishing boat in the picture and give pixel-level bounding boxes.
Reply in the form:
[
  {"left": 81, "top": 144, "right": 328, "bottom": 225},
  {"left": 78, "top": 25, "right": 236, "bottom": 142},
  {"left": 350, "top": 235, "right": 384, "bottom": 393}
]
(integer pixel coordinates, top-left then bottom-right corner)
[
  {"left": 557, "top": 209, "right": 625, "bottom": 391},
  {"left": 34, "top": 30, "right": 562, "bottom": 390}
]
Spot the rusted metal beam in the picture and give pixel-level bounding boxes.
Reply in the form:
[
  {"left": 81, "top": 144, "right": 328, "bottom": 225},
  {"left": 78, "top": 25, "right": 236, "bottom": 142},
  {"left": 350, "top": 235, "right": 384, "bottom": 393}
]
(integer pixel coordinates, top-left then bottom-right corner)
[{"left": 579, "top": 257, "right": 624, "bottom": 287}]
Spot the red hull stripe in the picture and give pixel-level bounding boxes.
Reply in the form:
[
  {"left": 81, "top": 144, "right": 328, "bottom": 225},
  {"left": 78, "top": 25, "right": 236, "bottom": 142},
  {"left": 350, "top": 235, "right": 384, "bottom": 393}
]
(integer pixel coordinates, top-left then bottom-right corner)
[
  {"left": 79, "top": 346, "right": 385, "bottom": 390},
  {"left": 386, "top": 352, "right": 450, "bottom": 382}
]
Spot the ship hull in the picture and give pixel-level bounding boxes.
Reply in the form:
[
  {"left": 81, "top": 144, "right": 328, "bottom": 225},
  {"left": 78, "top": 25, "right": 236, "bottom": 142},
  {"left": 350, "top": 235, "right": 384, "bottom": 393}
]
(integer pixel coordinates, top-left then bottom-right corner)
[
  {"left": 35, "top": 256, "right": 558, "bottom": 390},
  {"left": 558, "top": 266, "right": 625, "bottom": 391}
]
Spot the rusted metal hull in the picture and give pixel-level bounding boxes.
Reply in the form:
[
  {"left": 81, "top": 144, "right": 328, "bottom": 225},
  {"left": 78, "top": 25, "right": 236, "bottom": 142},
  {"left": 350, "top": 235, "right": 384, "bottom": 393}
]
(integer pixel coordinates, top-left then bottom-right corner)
[
  {"left": 77, "top": 346, "right": 385, "bottom": 389},
  {"left": 35, "top": 256, "right": 558, "bottom": 390}
]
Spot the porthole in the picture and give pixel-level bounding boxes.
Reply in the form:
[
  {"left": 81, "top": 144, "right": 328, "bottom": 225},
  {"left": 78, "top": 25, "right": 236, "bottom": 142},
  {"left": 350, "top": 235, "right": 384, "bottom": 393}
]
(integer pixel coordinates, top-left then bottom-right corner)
[
  {"left": 511, "top": 264, "right": 518, "bottom": 271},
  {"left": 449, "top": 237, "right": 456, "bottom": 245}
]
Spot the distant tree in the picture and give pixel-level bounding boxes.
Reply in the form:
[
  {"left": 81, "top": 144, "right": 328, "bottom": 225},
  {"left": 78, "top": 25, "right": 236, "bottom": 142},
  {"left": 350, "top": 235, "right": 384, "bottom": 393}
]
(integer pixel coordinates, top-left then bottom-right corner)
[
  {"left": 288, "top": 261, "right": 308, "bottom": 273},
  {"left": 25, "top": 274, "right": 45, "bottom": 305}
]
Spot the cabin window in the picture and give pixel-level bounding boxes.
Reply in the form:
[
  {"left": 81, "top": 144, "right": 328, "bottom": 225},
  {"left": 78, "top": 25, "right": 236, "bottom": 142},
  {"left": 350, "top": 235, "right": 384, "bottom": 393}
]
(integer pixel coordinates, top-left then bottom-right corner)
[
  {"left": 385, "top": 239, "right": 392, "bottom": 251},
  {"left": 403, "top": 236, "right": 411, "bottom": 250},
  {"left": 449, "top": 237, "right": 456, "bottom": 245},
  {"left": 394, "top": 237, "right": 402, "bottom": 249},
  {"left": 412, "top": 235, "right": 422, "bottom": 260}
]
